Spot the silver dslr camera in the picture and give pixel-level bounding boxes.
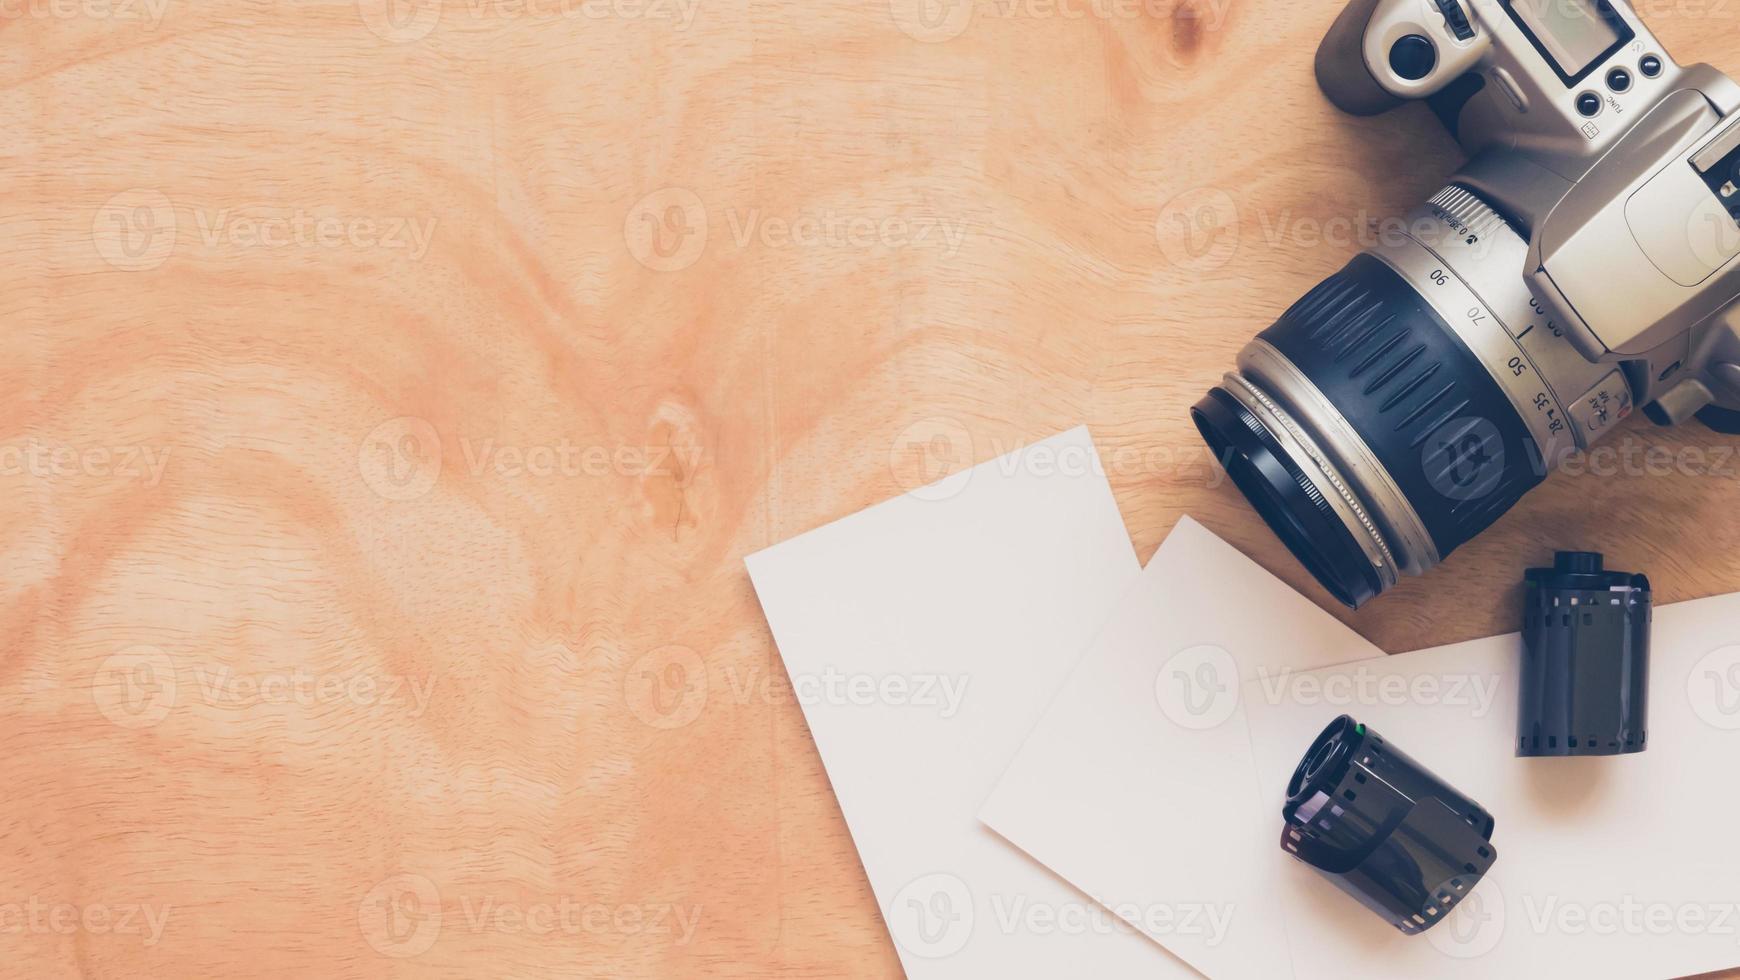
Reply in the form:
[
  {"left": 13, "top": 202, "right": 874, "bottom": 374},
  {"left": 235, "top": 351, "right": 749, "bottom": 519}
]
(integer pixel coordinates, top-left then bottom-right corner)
[{"left": 1193, "top": 0, "right": 1740, "bottom": 607}]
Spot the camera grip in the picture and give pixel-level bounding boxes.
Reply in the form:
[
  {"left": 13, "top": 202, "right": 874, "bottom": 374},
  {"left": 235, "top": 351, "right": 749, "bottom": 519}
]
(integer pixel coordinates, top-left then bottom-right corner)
[
  {"left": 1317, "top": 0, "right": 1402, "bottom": 116},
  {"left": 1317, "top": 0, "right": 1493, "bottom": 116}
]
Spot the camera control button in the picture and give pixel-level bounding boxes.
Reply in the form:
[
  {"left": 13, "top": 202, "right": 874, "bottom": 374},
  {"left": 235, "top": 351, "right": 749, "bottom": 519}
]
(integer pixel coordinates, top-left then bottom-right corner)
[
  {"left": 1389, "top": 35, "right": 1437, "bottom": 82},
  {"left": 1606, "top": 67, "right": 1632, "bottom": 92},
  {"left": 1576, "top": 92, "right": 1603, "bottom": 117},
  {"left": 1491, "top": 67, "right": 1529, "bottom": 112},
  {"left": 1639, "top": 54, "right": 1663, "bottom": 78},
  {"left": 1434, "top": 0, "right": 1475, "bottom": 41}
]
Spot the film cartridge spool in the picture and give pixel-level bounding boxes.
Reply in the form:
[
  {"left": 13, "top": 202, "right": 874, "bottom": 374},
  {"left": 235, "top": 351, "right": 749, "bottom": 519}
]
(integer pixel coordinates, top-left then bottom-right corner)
[
  {"left": 1519, "top": 551, "right": 1651, "bottom": 756},
  {"left": 1280, "top": 715, "right": 1497, "bottom": 935}
]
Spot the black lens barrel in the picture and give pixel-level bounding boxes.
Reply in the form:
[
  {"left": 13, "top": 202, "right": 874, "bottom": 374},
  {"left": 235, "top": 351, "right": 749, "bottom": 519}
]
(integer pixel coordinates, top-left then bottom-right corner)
[
  {"left": 1282, "top": 715, "right": 1498, "bottom": 935},
  {"left": 1197, "top": 252, "right": 1545, "bottom": 607}
]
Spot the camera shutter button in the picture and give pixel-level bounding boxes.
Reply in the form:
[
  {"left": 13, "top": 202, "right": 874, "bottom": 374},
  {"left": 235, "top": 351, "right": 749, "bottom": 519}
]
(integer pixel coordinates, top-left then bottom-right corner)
[{"left": 1389, "top": 35, "right": 1437, "bottom": 82}]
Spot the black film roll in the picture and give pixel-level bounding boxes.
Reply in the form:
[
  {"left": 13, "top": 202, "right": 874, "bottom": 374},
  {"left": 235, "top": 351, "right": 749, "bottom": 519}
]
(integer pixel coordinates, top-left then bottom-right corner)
[
  {"left": 1280, "top": 715, "right": 1497, "bottom": 935},
  {"left": 1518, "top": 551, "right": 1650, "bottom": 757}
]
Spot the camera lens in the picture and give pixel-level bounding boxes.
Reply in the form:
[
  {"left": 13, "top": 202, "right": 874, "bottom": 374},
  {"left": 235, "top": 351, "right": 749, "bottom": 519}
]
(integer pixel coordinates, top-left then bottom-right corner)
[{"left": 1197, "top": 186, "right": 1622, "bottom": 605}]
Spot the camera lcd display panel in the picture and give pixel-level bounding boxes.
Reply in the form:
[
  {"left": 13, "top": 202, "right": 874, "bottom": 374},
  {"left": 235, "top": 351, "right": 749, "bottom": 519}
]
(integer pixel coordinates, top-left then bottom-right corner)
[{"left": 1505, "top": 0, "right": 1624, "bottom": 79}]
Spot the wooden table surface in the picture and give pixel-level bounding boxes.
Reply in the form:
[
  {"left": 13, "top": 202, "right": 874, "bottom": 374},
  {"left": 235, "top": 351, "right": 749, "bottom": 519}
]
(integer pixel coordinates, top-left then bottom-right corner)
[{"left": 8, "top": 0, "right": 1740, "bottom": 975}]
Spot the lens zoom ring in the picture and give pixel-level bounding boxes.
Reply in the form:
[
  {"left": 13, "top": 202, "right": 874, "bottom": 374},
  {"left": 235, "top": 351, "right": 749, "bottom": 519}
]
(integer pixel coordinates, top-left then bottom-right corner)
[{"left": 1259, "top": 254, "right": 1543, "bottom": 557}]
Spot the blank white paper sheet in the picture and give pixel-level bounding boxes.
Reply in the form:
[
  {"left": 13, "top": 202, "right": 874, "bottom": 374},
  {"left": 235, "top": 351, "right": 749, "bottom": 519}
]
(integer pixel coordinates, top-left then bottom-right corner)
[{"left": 745, "top": 427, "right": 1199, "bottom": 978}]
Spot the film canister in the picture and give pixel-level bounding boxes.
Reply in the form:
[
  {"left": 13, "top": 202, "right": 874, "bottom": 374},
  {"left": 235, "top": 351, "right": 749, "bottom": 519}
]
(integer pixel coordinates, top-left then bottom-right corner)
[
  {"left": 1518, "top": 551, "right": 1650, "bottom": 756},
  {"left": 1281, "top": 715, "right": 1498, "bottom": 935}
]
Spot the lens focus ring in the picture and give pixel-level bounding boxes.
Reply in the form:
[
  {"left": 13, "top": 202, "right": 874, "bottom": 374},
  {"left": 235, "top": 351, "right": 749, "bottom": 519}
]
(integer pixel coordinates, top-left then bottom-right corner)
[{"left": 1255, "top": 253, "right": 1543, "bottom": 560}]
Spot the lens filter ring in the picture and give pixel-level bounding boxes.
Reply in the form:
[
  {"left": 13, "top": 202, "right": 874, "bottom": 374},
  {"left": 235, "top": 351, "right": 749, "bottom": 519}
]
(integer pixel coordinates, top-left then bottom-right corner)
[
  {"left": 1222, "top": 374, "right": 1400, "bottom": 580},
  {"left": 1192, "top": 385, "right": 1390, "bottom": 608}
]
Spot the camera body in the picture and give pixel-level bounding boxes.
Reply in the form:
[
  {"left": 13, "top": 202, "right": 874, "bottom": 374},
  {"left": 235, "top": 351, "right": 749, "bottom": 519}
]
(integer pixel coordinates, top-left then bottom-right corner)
[
  {"left": 1321, "top": 0, "right": 1740, "bottom": 434},
  {"left": 1193, "top": 0, "right": 1740, "bottom": 607}
]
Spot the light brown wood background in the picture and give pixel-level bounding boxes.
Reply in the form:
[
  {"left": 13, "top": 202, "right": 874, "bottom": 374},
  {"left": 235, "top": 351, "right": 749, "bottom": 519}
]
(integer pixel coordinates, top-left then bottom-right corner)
[{"left": 5, "top": 0, "right": 1740, "bottom": 975}]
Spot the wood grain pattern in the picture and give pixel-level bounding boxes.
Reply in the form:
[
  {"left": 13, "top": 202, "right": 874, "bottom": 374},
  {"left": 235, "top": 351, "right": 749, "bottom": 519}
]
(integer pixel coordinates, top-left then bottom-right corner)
[{"left": 4, "top": 0, "right": 1739, "bottom": 975}]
